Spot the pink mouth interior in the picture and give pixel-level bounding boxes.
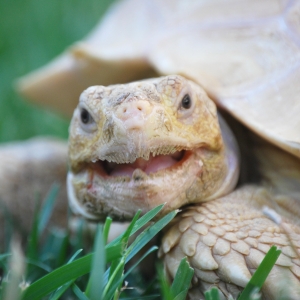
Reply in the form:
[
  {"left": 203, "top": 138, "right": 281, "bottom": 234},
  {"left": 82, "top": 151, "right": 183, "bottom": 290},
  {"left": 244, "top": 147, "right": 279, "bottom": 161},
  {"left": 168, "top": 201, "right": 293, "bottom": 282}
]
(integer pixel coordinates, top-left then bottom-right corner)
[{"left": 97, "top": 151, "right": 184, "bottom": 177}]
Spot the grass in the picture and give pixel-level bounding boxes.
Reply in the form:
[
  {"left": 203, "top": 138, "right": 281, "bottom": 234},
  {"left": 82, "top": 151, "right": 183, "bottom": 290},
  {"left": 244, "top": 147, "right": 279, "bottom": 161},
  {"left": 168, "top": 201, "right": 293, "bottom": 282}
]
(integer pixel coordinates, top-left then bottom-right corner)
[
  {"left": 0, "top": 185, "right": 283, "bottom": 300},
  {"left": 0, "top": 186, "right": 177, "bottom": 300},
  {"left": 0, "top": 0, "right": 115, "bottom": 142}
]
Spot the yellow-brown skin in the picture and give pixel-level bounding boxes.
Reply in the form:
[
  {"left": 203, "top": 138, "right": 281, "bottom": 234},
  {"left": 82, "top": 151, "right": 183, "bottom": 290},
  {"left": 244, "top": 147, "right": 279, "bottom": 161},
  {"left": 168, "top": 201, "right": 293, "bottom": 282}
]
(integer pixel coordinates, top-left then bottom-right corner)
[
  {"left": 68, "top": 75, "right": 237, "bottom": 220},
  {"left": 67, "top": 75, "right": 300, "bottom": 299}
]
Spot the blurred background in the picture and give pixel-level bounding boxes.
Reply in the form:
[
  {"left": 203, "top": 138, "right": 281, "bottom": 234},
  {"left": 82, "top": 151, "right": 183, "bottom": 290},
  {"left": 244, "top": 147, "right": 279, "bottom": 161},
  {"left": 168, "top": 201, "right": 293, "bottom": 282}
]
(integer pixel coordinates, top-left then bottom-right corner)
[{"left": 0, "top": 0, "right": 115, "bottom": 142}]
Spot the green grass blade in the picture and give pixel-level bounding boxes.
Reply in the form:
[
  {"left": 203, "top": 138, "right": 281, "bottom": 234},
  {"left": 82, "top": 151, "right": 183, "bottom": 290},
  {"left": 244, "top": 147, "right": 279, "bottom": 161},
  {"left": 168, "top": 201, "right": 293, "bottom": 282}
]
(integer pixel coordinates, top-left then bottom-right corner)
[
  {"left": 126, "top": 210, "right": 177, "bottom": 262},
  {"left": 0, "top": 254, "right": 11, "bottom": 261},
  {"left": 204, "top": 287, "right": 220, "bottom": 300},
  {"left": 103, "top": 217, "right": 112, "bottom": 245},
  {"left": 105, "top": 246, "right": 158, "bottom": 300},
  {"left": 157, "top": 262, "right": 172, "bottom": 300},
  {"left": 120, "top": 296, "right": 160, "bottom": 300},
  {"left": 21, "top": 243, "right": 122, "bottom": 300},
  {"left": 38, "top": 184, "right": 59, "bottom": 235},
  {"left": 238, "top": 245, "right": 281, "bottom": 300},
  {"left": 170, "top": 257, "right": 194, "bottom": 300},
  {"left": 40, "top": 229, "right": 69, "bottom": 269},
  {"left": 72, "top": 284, "right": 90, "bottom": 300},
  {"left": 26, "top": 202, "right": 39, "bottom": 264},
  {"left": 52, "top": 231, "right": 69, "bottom": 268},
  {"left": 103, "top": 209, "right": 152, "bottom": 298},
  {"left": 26, "top": 202, "right": 40, "bottom": 278},
  {"left": 124, "top": 246, "right": 158, "bottom": 279},
  {"left": 25, "top": 259, "right": 52, "bottom": 273},
  {"left": 123, "top": 210, "right": 178, "bottom": 300},
  {"left": 21, "top": 206, "right": 176, "bottom": 300},
  {"left": 103, "top": 208, "right": 177, "bottom": 300},
  {"left": 68, "top": 249, "right": 83, "bottom": 263},
  {"left": 173, "top": 290, "right": 191, "bottom": 300},
  {"left": 103, "top": 257, "right": 125, "bottom": 300},
  {"left": 89, "top": 226, "right": 105, "bottom": 300},
  {"left": 101, "top": 211, "right": 142, "bottom": 300},
  {"left": 131, "top": 204, "right": 164, "bottom": 236},
  {"left": 49, "top": 249, "right": 83, "bottom": 300},
  {"left": 21, "top": 256, "right": 91, "bottom": 300},
  {"left": 105, "top": 258, "right": 125, "bottom": 298},
  {"left": 108, "top": 204, "right": 165, "bottom": 248},
  {"left": 157, "top": 256, "right": 194, "bottom": 300},
  {"left": 101, "top": 206, "right": 170, "bottom": 288},
  {"left": 121, "top": 210, "right": 141, "bottom": 244},
  {"left": 70, "top": 218, "right": 86, "bottom": 251},
  {"left": 49, "top": 279, "right": 75, "bottom": 300},
  {"left": 102, "top": 212, "right": 141, "bottom": 299}
]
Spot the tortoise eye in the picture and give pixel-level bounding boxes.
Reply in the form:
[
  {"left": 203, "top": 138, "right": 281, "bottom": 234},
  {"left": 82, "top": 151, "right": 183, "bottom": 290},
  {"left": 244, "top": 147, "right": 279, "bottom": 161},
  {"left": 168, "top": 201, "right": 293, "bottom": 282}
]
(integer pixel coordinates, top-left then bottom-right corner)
[
  {"left": 181, "top": 94, "right": 192, "bottom": 109},
  {"left": 80, "top": 108, "right": 92, "bottom": 124},
  {"left": 79, "top": 107, "right": 97, "bottom": 133}
]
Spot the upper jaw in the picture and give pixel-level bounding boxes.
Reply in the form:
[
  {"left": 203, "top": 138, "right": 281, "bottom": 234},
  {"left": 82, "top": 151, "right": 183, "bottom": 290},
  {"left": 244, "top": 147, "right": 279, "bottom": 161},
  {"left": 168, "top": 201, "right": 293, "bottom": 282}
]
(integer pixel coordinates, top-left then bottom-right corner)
[
  {"left": 72, "top": 146, "right": 195, "bottom": 180},
  {"left": 93, "top": 142, "right": 193, "bottom": 164},
  {"left": 89, "top": 150, "right": 188, "bottom": 178},
  {"left": 69, "top": 132, "right": 208, "bottom": 174}
]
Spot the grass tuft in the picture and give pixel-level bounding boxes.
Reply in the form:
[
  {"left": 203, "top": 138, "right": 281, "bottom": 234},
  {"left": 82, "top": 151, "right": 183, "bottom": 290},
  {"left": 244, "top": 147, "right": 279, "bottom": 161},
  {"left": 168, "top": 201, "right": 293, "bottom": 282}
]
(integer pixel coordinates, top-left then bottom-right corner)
[
  {"left": 0, "top": 188, "right": 286, "bottom": 300},
  {"left": 0, "top": 188, "right": 178, "bottom": 299}
]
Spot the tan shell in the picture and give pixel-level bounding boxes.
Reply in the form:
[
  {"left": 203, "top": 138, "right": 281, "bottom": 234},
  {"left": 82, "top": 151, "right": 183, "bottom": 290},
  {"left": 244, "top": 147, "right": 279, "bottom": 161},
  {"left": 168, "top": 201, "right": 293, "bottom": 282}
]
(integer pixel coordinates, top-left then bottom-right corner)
[{"left": 17, "top": 0, "right": 300, "bottom": 159}]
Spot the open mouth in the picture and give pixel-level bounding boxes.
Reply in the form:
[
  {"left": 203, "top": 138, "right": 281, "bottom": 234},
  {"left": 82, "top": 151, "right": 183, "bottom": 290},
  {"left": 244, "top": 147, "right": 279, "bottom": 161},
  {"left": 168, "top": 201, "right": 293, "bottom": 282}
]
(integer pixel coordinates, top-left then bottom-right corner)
[
  {"left": 89, "top": 150, "right": 190, "bottom": 178},
  {"left": 67, "top": 146, "right": 211, "bottom": 221}
]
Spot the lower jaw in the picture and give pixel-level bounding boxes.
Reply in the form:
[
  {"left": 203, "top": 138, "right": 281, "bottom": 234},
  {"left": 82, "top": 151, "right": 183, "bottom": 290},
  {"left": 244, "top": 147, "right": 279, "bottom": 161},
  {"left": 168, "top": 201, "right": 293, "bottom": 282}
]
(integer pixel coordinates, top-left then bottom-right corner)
[
  {"left": 66, "top": 141, "right": 237, "bottom": 222},
  {"left": 67, "top": 151, "right": 204, "bottom": 220},
  {"left": 67, "top": 170, "right": 188, "bottom": 221}
]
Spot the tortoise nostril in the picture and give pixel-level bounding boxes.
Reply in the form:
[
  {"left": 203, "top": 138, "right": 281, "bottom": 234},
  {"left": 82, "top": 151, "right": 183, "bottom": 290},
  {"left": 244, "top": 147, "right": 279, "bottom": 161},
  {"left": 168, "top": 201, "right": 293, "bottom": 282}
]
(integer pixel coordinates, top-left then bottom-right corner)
[{"left": 117, "top": 100, "right": 151, "bottom": 123}]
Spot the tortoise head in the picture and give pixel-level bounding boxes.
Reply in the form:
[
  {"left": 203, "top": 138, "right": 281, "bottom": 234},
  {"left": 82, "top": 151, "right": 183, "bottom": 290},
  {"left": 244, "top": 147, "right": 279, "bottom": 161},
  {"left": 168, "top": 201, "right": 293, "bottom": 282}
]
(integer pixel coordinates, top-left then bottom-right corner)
[{"left": 67, "top": 75, "right": 239, "bottom": 220}]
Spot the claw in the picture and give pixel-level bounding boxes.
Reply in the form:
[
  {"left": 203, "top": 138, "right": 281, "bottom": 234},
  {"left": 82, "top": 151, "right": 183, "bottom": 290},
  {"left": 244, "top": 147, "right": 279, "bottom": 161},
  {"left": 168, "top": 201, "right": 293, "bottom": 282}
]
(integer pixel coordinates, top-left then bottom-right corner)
[
  {"left": 191, "top": 242, "right": 218, "bottom": 270},
  {"left": 214, "top": 250, "right": 251, "bottom": 287},
  {"left": 213, "top": 238, "right": 231, "bottom": 256},
  {"left": 161, "top": 225, "right": 181, "bottom": 254},
  {"left": 180, "top": 229, "right": 200, "bottom": 256},
  {"left": 194, "top": 268, "right": 219, "bottom": 284}
]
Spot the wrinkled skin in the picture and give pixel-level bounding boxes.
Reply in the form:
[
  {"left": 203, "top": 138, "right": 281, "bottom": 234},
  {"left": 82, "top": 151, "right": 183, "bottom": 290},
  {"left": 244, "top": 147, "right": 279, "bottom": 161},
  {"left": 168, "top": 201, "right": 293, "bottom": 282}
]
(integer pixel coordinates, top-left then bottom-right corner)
[{"left": 68, "top": 75, "right": 300, "bottom": 299}]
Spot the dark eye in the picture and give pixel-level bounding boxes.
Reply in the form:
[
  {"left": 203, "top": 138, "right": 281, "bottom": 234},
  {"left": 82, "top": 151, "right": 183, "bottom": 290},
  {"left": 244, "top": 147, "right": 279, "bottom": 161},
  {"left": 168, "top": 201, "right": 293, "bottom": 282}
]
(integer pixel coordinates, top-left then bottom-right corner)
[
  {"left": 181, "top": 94, "right": 192, "bottom": 109},
  {"left": 80, "top": 108, "right": 92, "bottom": 124},
  {"left": 78, "top": 106, "right": 97, "bottom": 132}
]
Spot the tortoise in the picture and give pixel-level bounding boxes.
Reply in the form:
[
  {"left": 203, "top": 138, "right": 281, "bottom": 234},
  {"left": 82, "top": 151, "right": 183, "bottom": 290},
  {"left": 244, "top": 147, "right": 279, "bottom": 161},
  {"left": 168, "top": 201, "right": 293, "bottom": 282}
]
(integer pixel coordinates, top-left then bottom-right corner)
[{"left": 15, "top": 0, "right": 300, "bottom": 299}]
